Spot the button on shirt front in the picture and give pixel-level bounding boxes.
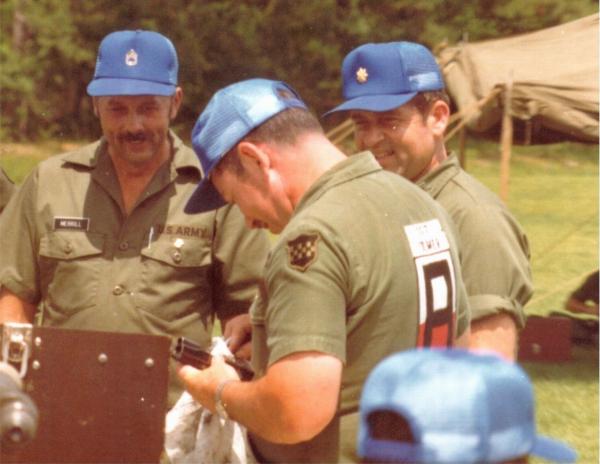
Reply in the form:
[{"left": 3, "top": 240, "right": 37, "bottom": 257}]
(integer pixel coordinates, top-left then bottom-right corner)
[{"left": 0, "top": 132, "right": 271, "bottom": 408}]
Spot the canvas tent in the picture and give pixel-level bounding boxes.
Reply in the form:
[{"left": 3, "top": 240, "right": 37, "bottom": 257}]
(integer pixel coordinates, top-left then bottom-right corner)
[
  {"left": 325, "top": 14, "right": 599, "bottom": 198},
  {"left": 327, "top": 14, "right": 599, "bottom": 147},
  {"left": 437, "top": 13, "right": 599, "bottom": 144}
]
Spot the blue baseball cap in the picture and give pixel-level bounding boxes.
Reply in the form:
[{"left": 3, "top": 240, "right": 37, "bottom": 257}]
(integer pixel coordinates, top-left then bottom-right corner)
[
  {"left": 185, "top": 78, "right": 307, "bottom": 214},
  {"left": 87, "top": 30, "right": 178, "bottom": 97},
  {"left": 359, "top": 349, "right": 577, "bottom": 463},
  {"left": 325, "top": 41, "right": 445, "bottom": 116}
]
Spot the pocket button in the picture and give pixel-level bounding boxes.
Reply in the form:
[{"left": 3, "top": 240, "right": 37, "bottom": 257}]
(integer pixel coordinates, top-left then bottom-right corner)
[{"left": 113, "top": 285, "right": 124, "bottom": 296}]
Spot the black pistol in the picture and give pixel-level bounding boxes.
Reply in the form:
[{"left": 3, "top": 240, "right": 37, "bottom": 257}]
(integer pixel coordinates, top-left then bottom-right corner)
[{"left": 171, "top": 337, "right": 254, "bottom": 381}]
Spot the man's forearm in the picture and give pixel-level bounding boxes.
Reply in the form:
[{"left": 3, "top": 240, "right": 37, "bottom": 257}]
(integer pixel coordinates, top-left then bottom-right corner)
[
  {"left": 0, "top": 287, "right": 36, "bottom": 324},
  {"left": 469, "top": 312, "right": 518, "bottom": 361},
  {"left": 178, "top": 351, "right": 342, "bottom": 444}
]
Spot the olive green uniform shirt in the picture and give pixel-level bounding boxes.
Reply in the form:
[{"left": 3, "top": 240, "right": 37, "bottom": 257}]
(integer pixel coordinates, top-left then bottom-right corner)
[
  {"left": 0, "top": 133, "right": 270, "bottom": 407},
  {"left": 249, "top": 152, "right": 470, "bottom": 463},
  {"left": 0, "top": 167, "right": 15, "bottom": 214},
  {"left": 417, "top": 154, "right": 533, "bottom": 327}
]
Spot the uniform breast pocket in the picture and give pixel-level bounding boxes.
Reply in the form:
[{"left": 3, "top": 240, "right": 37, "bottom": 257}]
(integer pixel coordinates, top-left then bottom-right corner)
[
  {"left": 39, "top": 231, "right": 105, "bottom": 316},
  {"left": 135, "top": 238, "right": 213, "bottom": 323}
]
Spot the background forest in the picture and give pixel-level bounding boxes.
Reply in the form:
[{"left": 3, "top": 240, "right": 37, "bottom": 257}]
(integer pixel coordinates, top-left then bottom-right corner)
[{"left": 1, "top": 0, "right": 597, "bottom": 141}]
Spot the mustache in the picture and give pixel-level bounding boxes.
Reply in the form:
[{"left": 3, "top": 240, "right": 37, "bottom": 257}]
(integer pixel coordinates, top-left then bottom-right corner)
[{"left": 119, "top": 132, "right": 148, "bottom": 143}]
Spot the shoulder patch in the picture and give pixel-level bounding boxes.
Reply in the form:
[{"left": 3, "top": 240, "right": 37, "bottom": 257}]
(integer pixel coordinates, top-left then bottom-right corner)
[
  {"left": 287, "top": 233, "right": 320, "bottom": 271},
  {"left": 404, "top": 219, "right": 449, "bottom": 258}
]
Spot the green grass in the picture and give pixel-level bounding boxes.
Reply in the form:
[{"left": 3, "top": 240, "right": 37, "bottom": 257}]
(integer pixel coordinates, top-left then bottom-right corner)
[
  {"left": 523, "top": 346, "right": 598, "bottom": 464},
  {"left": 447, "top": 138, "right": 599, "bottom": 463},
  {"left": 1, "top": 137, "right": 598, "bottom": 461},
  {"left": 0, "top": 140, "right": 85, "bottom": 183},
  {"left": 450, "top": 139, "right": 599, "bottom": 318}
]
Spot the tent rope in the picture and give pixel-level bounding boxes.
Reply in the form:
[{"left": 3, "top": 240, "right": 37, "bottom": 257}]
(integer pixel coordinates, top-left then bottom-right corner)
[
  {"left": 532, "top": 214, "right": 596, "bottom": 264},
  {"left": 527, "top": 268, "right": 597, "bottom": 307}
]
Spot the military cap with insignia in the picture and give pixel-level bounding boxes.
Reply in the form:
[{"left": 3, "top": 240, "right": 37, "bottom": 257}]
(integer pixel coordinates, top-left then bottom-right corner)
[
  {"left": 324, "top": 41, "right": 445, "bottom": 115},
  {"left": 87, "top": 30, "right": 178, "bottom": 97}
]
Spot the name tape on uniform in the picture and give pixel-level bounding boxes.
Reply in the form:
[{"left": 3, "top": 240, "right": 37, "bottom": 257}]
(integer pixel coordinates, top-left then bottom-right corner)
[
  {"left": 404, "top": 219, "right": 449, "bottom": 258},
  {"left": 53, "top": 216, "right": 90, "bottom": 231}
]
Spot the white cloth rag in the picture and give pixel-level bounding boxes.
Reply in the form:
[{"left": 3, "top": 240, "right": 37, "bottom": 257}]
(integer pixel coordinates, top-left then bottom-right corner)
[{"left": 165, "top": 337, "right": 256, "bottom": 464}]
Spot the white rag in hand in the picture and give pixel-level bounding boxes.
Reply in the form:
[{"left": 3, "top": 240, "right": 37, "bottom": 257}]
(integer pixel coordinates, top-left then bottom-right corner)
[{"left": 165, "top": 337, "right": 256, "bottom": 464}]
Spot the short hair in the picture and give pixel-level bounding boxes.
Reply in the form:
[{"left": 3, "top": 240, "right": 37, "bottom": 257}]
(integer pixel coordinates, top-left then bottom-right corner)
[
  {"left": 246, "top": 107, "right": 323, "bottom": 145},
  {"left": 215, "top": 107, "right": 323, "bottom": 175},
  {"left": 410, "top": 90, "right": 450, "bottom": 116}
]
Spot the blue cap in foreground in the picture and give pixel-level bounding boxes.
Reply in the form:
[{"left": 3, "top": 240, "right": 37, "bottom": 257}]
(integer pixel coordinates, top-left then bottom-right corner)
[
  {"left": 87, "top": 30, "right": 178, "bottom": 97},
  {"left": 359, "top": 348, "right": 577, "bottom": 463},
  {"left": 325, "top": 41, "right": 444, "bottom": 116},
  {"left": 185, "top": 78, "right": 307, "bottom": 214}
]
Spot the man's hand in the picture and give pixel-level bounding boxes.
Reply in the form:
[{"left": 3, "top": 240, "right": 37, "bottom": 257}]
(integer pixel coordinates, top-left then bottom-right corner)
[
  {"left": 177, "top": 355, "right": 240, "bottom": 412},
  {"left": 222, "top": 313, "right": 252, "bottom": 360},
  {"left": 178, "top": 350, "right": 343, "bottom": 444}
]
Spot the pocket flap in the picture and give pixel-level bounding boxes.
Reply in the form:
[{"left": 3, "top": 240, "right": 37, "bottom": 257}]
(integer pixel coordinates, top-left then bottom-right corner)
[
  {"left": 141, "top": 238, "right": 211, "bottom": 268},
  {"left": 40, "top": 231, "right": 105, "bottom": 260}
]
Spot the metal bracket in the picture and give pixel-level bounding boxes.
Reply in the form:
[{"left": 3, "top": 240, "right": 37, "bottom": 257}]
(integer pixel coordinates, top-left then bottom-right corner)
[{"left": 1, "top": 322, "right": 33, "bottom": 378}]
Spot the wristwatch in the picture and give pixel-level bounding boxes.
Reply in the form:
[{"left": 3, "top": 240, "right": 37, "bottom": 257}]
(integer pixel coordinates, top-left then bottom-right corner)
[{"left": 215, "top": 379, "right": 235, "bottom": 420}]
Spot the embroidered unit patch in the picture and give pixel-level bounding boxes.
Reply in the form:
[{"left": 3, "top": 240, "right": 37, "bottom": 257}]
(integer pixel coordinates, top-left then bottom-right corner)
[{"left": 287, "top": 233, "right": 320, "bottom": 271}]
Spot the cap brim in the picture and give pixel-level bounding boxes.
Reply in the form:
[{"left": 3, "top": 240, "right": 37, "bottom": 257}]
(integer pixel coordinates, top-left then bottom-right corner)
[
  {"left": 359, "top": 439, "right": 424, "bottom": 463},
  {"left": 87, "top": 78, "right": 176, "bottom": 96},
  {"left": 323, "top": 92, "right": 418, "bottom": 117},
  {"left": 531, "top": 436, "right": 577, "bottom": 463},
  {"left": 184, "top": 177, "right": 227, "bottom": 214}
]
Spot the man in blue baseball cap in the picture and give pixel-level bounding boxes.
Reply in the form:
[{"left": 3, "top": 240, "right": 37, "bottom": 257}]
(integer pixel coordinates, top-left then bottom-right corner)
[
  {"left": 178, "top": 77, "right": 471, "bottom": 463},
  {"left": 326, "top": 42, "right": 533, "bottom": 361},
  {"left": 358, "top": 348, "right": 577, "bottom": 463},
  {"left": 0, "top": 30, "right": 270, "bottom": 409}
]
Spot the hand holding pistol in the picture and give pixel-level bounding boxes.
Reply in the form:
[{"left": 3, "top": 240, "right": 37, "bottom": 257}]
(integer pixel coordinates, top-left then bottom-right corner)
[{"left": 171, "top": 337, "right": 254, "bottom": 381}]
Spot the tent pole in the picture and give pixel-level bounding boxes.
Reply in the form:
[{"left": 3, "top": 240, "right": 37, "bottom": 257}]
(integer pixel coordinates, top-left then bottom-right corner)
[{"left": 499, "top": 75, "right": 513, "bottom": 203}]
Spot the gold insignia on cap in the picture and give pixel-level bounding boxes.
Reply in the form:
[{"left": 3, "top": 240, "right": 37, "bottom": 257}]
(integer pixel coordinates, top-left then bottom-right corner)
[
  {"left": 125, "top": 49, "right": 138, "bottom": 66},
  {"left": 287, "top": 233, "right": 320, "bottom": 271},
  {"left": 356, "top": 67, "right": 368, "bottom": 83}
]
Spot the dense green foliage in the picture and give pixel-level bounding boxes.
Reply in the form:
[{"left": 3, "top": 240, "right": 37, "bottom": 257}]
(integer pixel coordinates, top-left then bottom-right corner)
[{"left": 1, "top": 0, "right": 597, "bottom": 141}]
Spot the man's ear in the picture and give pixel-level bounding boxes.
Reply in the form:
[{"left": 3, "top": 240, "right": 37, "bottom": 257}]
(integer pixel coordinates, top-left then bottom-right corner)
[
  {"left": 427, "top": 100, "right": 450, "bottom": 137},
  {"left": 92, "top": 97, "right": 99, "bottom": 118},
  {"left": 169, "top": 87, "right": 183, "bottom": 120},
  {"left": 237, "top": 141, "right": 271, "bottom": 176}
]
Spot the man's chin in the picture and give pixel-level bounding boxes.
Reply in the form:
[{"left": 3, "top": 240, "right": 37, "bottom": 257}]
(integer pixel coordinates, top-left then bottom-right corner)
[{"left": 118, "top": 145, "right": 158, "bottom": 165}]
